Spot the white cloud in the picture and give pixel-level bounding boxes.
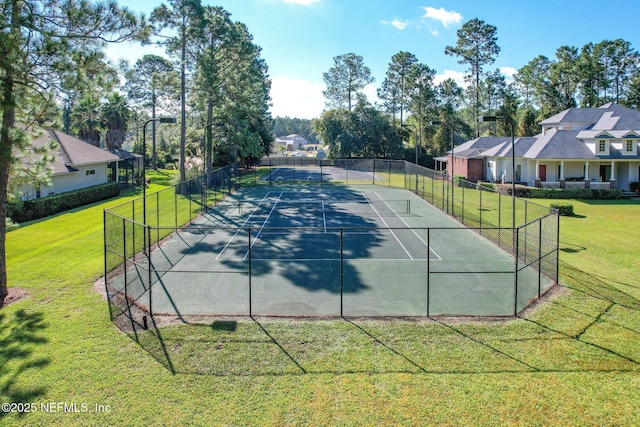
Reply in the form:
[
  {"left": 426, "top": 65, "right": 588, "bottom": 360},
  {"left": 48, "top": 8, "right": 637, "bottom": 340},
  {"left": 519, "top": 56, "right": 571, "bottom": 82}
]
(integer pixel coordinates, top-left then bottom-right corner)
[
  {"left": 430, "top": 29, "right": 438, "bottom": 36},
  {"left": 362, "top": 83, "right": 379, "bottom": 105},
  {"left": 422, "top": 7, "right": 462, "bottom": 28},
  {"left": 269, "top": 76, "right": 325, "bottom": 119},
  {"left": 500, "top": 66, "right": 517, "bottom": 81},
  {"left": 434, "top": 70, "right": 468, "bottom": 88},
  {"left": 381, "top": 19, "right": 410, "bottom": 30},
  {"left": 283, "top": 0, "right": 320, "bottom": 5}
]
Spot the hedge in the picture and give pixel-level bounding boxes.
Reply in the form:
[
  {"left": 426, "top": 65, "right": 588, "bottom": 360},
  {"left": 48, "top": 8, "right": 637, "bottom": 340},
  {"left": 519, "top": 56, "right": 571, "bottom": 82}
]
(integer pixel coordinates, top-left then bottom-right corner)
[
  {"left": 525, "top": 188, "right": 623, "bottom": 200},
  {"left": 8, "top": 182, "right": 121, "bottom": 223},
  {"left": 489, "top": 184, "right": 624, "bottom": 200},
  {"left": 550, "top": 203, "right": 574, "bottom": 216}
]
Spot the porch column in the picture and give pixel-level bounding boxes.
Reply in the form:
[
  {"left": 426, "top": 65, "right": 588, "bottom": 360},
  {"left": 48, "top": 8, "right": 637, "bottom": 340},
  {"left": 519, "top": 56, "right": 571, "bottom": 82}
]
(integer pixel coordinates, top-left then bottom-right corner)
[
  {"left": 584, "top": 161, "right": 590, "bottom": 189},
  {"left": 609, "top": 161, "right": 616, "bottom": 188},
  {"left": 559, "top": 161, "right": 566, "bottom": 188},
  {"left": 535, "top": 160, "right": 541, "bottom": 187}
]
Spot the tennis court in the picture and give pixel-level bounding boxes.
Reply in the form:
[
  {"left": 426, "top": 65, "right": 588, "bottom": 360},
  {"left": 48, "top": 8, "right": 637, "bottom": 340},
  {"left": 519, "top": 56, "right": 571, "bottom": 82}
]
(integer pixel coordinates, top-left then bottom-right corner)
[
  {"left": 108, "top": 184, "right": 554, "bottom": 318},
  {"left": 258, "top": 166, "right": 385, "bottom": 183}
]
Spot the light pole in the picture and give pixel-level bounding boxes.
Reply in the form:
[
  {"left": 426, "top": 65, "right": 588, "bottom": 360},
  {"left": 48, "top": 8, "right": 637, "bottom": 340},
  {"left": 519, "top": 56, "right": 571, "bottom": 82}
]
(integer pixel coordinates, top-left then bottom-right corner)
[
  {"left": 142, "top": 117, "right": 176, "bottom": 224},
  {"left": 430, "top": 120, "right": 457, "bottom": 215},
  {"left": 401, "top": 123, "right": 418, "bottom": 164},
  {"left": 478, "top": 115, "right": 516, "bottom": 229}
]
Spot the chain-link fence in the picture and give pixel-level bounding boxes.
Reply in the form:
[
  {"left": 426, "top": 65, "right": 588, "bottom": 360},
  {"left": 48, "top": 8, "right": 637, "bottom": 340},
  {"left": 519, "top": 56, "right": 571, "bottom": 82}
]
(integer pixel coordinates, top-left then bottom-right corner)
[{"left": 104, "top": 160, "right": 559, "bottom": 372}]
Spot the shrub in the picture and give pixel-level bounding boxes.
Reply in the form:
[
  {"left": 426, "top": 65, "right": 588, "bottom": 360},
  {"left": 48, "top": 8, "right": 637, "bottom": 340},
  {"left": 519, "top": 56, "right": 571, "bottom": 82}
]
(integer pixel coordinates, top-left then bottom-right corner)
[
  {"left": 550, "top": 203, "right": 574, "bottom": 216},
  {"left": 524, "top": 188, "right": 623, "bottom": 200},
  {"left": 476, "top": 181, "right": 495, "bottom": 191},
  {"left": 8, "top": 182, "right": 121, "bottom": 223}
]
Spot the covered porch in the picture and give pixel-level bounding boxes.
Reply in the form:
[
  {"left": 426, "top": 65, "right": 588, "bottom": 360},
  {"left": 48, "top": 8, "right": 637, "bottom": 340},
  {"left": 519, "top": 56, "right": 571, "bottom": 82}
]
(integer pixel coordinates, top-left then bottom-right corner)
[{"left": 527, "top": 159, "right": 640, "bottom": 190}]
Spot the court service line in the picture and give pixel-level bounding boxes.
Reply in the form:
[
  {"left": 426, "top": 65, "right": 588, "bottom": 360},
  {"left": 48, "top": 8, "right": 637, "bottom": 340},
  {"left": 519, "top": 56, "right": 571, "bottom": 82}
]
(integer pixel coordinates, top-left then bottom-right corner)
[
  {"left": 242, "top": 191, "right": 284, "bottom": 260},
  {"left": 215, "top": 191, "right": 273, "bottom": 260},
  {"left": 373, "top": 192, "right": 442, "bottom": 260},
  {"left": 361, "top": 192, "right": 413, "bottom": 260}
]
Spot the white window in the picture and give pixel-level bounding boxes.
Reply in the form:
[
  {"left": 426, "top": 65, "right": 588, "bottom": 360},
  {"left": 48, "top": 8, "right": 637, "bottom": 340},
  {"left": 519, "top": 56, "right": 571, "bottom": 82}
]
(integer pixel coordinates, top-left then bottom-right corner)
[
  {"left": 626, "top": 140, "right": 634, "bottom": 152},
  {"left": 598, "top": 140, "right": 607, "bottom": 153}
]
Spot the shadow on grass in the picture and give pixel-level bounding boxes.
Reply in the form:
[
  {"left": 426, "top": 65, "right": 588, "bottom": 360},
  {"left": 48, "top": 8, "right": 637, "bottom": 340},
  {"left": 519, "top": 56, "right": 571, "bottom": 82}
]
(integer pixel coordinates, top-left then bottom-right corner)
[
  {"left": 0, "top": 310, "right": 50, "bottom": 419},
  {"left": 110, "top": 256, "right": 640, "bottom": 377}
]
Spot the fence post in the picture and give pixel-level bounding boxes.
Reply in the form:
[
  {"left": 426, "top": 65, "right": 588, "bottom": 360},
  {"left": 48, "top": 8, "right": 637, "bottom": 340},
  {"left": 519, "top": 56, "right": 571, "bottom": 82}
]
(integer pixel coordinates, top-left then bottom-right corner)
[
  {"left": 461, "top": 184, "right": 465, "bottom": 224},
  {"left": 514, "top": 226, "right": 520, "bottom": 317},
  {"left": 538, "top": 219, "right": 543, "bottom": 298},
  {"left": 372, "top": 158, "right": 376, "bottom": 185},
  {"left": 479, "top": 187, "right": 483, "bottom": 232},
  {"left": 248, "top": 228, "right": 252, "bottom": 317},
  {"left": 103, "top": 210, "right": 112, "bottom": 321},
  {"left": 556, "top": 213, "right": 560, "bottom": 284},
  {"left": 148, "top": 224, "right": 153, "bottom": 322},
  {"left": 340, "top": 227, "right": 344, "bottom": 318},
  {"left": 427, "top": 228, "right": 430, "bottom": 318}
]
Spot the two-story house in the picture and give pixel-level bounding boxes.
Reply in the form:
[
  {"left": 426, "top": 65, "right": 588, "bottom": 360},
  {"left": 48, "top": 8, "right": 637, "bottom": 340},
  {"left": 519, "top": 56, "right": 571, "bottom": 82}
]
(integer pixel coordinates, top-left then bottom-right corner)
[{"left": 447, "top": 103, "right": 640, "bottom": 190}]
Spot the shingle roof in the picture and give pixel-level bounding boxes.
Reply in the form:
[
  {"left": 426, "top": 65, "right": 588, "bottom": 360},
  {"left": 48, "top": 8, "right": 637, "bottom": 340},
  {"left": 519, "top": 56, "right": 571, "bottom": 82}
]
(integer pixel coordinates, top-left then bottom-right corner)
[
  {"left": 523, "top": 129, "right": 597, "bottom": 159},
  {"left": 21, "top": 128, "right": 120, "bottom": 176},
  {"left": 539, "top": 108, "right": 604, "bottom": 125},
  {"left": 49, "top": 129, "right": 119, "bottom": 166},
  {"left": 453, "top": 137, "right": 510, "bottom": 154}
]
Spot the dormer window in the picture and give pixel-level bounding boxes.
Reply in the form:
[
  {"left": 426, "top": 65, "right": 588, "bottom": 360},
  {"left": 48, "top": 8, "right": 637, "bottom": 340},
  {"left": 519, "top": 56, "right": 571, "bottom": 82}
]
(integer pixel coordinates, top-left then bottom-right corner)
[
  {"left": 598, "top": 140, "right": 606, "bottom": 153},
  {"left": 626, "top": 140, "right": 634, "bottom": 153}
]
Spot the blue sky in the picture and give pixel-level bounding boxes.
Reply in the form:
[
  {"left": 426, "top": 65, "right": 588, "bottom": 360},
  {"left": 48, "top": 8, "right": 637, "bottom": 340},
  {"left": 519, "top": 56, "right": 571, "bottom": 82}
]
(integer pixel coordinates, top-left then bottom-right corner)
[{"left": 110, "top": 0, "right": 640, "bottom": 119}]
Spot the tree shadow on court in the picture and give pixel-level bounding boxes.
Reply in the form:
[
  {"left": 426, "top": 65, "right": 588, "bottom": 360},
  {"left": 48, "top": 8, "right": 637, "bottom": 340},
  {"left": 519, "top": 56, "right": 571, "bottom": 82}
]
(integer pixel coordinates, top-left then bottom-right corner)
[
  {"left": 0, "top": 310, "right": 50, "bottom": 419},
  {"left": 222, "top": 186, "right": 391, "bottom": 304}
]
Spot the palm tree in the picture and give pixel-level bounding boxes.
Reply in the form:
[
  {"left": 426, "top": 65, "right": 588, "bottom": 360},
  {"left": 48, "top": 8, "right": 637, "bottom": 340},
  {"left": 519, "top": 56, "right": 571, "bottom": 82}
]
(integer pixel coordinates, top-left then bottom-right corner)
[
  {"left": 103, "top": 93, "right": 131, "bottom": 149},
  {"left": 71, "top": 96, "right": 102, "bottom": 146}
]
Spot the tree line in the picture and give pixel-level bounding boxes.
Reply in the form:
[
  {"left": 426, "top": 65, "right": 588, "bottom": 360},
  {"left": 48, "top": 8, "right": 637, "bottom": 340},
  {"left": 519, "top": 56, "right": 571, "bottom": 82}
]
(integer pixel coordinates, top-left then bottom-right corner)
[
  {"left": 313, "top": 18, "right": 640, "bottom": 160},
  {"left": 0, "top": 0, "right": 273, "bottom": 307}
]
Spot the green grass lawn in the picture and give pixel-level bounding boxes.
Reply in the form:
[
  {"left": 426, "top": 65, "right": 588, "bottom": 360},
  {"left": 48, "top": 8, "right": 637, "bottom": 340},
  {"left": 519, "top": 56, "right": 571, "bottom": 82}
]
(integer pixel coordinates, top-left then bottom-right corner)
[{"left": 2, "top": 176, "right": 639, "bottom": 426}]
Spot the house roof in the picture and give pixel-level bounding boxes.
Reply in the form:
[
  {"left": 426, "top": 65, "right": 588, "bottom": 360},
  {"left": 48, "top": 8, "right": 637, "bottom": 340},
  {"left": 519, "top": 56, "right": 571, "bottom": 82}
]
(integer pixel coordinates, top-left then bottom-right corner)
[
  {"left": 539, "top": 107, "right": 604, "bottom": 125},
  {"left": 107, "top": 148, "right": 142, "bottom": 161},
  {"left": 23, "top": 128, "right": 120, "bottom": 176},
  {"left": 523, "top": 129, "right": 597, "bottom": 159}
]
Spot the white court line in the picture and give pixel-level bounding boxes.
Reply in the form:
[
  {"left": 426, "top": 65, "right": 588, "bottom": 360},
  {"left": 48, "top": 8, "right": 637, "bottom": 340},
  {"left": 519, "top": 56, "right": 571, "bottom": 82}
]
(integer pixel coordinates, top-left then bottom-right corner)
[
  {"left": 242, "top": 192, "right": 284, "bottom": 260},
  {"left": 215, "top": 191, "right": 272, "bottom": 260},
  {"left": 373, "top": 192, "right": 442, "bottom": 260},
  {"left": 322, "top": 200, "right": 327, "bottom": 232},
  {"left": 361, "top": 192, "right": 413, "bottom": 260}
]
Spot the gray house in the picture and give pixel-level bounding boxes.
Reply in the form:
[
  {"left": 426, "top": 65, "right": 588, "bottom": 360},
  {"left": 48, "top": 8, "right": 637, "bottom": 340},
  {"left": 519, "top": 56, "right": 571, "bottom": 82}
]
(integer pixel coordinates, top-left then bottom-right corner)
[{"left": 449, "top": 103, "right": 640, "bottom": 190}]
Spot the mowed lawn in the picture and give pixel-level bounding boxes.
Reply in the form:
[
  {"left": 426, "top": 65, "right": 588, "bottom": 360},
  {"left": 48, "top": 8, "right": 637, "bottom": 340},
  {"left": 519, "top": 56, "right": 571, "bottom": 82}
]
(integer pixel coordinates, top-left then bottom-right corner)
[{"left": 2, "top": 176, "right": 640, "bottom": 426}]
